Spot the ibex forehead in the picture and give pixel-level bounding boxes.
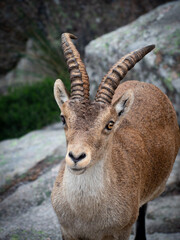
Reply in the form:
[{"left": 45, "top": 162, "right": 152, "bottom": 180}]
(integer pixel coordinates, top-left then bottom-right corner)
[{"left": 62, "top": 100, "right": 115, "bottom": 129}]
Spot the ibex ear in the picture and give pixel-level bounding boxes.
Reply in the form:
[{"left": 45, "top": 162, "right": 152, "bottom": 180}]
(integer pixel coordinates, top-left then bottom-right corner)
[
  {"left": 54, "top": 79, "right": 70, "bottom": 109},
  {"left": 113, "top": 89, "right": 134, "bottom": 117}
]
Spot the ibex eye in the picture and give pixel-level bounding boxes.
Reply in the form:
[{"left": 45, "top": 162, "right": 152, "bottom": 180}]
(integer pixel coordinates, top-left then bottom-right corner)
[
  {"left": 105, "top": 121, "right": 114, "bottom": 130},
  {"left": 60, "top": 115, "right": 66, "bottom": 125}
]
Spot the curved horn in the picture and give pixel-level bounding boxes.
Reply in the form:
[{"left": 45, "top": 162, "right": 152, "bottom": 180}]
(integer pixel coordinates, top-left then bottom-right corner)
[
  {"left": 95, "top": 45, "right": 155, "bottom": 104},
  {"left": 61, "top": 33, "right": 90, "bottom": 100}
]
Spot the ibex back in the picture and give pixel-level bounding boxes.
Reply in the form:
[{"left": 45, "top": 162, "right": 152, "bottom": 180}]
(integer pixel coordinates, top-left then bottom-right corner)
[{"left": 51, "top": 33, "right": 180, "bottom": 240}]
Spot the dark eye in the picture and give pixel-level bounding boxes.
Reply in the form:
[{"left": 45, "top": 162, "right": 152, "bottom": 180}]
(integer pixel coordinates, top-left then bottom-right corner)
[
  {"left": 105, "top": 121, "right": 114, "bottom": 131},
  {"left": 60, "top": 115, "right": 66, "bottom": 125}
]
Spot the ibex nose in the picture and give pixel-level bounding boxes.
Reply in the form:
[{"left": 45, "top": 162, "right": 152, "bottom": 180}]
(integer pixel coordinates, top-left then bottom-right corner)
[{"left": 68, "top": 151, "right": 86, "bottom": 164}]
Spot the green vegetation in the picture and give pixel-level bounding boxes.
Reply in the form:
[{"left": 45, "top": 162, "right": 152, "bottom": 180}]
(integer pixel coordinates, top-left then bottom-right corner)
[
  {"left": 27, "top": 28, "right": 69, "bottom": 80},
  {"left": 10, "top": 235, "right": 19, "bottom": 240},
  {"left": 9, "top": 229, "right": 49, "bottom": 240},
  {"left": 0, "top": 160, "right": 7, "bottom": 166},
  {"left": 163, "top": 76, "right": 174, "bottom": 92},
  {"left": 167, "top": 29, "right": 180, "bottom": 55},
  {"left": 0, "top": 2, "right": 73, "bottom": 142},
  {"left": 0, "top": 77, "right": 70, "bottom": 141}
]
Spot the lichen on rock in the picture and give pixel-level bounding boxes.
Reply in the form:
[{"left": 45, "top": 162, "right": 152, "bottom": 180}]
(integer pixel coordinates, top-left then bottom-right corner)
[{"left": 85, "top": 1, "right": 180, "bottom": 123}]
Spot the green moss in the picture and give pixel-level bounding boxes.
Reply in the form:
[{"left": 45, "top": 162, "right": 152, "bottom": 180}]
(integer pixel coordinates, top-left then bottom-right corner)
[
  {"left": 154, "top": 48, "right": 161, "bottom": 54},
  {"left": 45, "top": 190, "right": 51, "bottom": 197},
  {"left": 166, "top": 25, "right": 171, "bottom": 30},
  {"left": 75, "top": 11, "right": 80, "bottom": 18},
  {"left": 19, "top": 173, "right": 28, "bottom": 179},
  {"left": 168, "top": 29, "right": 180, "bottom": 54},
  {"left": 45, "top": 156, "right": 60, "bottom": 164},
  {"left": 10, "top": 235, "right": 20, "bottom": 240},
  {"left": 11, "top": 140, "right": 18, "bottom": 147},
  {"left": 0, "top": 160, "right": 7, "bottom": 166},
  {"left": 35, "top": 230, "right": 46, "bottom": 235},
  {"left": 9, "top": 229, "right": 49, "bottom": 240},
  {"left": 105, "top": 42, "right": 109, "bottom": 49},
  {"left": 5, "top": 176, "right": 12, "bottom": 185},
  {"left": 90, "top": 23, "right": 97, "bottom": 31},
  {"left": 163, "top": 77, "right": 174, "bottom": 92},
  {"left": 37, "top": 197, "right": 45, "bottom": 206}
]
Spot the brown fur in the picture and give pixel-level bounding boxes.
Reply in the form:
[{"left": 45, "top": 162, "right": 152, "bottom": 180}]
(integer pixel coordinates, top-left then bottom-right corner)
[{"left": 51, "top": 80, "right": 180, "bottom": 240}]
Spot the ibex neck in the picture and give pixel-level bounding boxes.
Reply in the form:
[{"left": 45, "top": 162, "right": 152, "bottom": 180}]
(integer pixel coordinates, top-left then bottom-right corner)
[{"left": 62, "top": 159, "right": 109, "bottom": 210}]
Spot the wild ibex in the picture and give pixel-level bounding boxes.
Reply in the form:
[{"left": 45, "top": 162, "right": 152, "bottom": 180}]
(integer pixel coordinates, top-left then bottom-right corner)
[{"left": 51, "top": 33, "right": 180, "bottom": 240}]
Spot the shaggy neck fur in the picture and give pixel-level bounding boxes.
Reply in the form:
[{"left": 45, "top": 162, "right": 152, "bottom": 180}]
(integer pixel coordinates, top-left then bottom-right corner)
[{"left": 62, "top": 159, "right": 107, "bottom": 212}]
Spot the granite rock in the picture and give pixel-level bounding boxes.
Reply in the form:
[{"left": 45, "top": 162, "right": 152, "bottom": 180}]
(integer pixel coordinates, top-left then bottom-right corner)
[{"left": 85, "top": 1, "right": 180, "bottom": 123}]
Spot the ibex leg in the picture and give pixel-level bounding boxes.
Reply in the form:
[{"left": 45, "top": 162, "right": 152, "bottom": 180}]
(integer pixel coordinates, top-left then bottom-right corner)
[{"left": 134, "top": 203, "right": 148, "bottom": 240}]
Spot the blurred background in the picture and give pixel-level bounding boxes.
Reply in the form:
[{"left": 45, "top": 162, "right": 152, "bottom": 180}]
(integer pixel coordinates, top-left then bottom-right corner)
[
  {"left": 0, "top": 0, "right": 177, "bottom": 140},
  {"left": 0, "top": 0, "right": 180, "bottom": 239}
]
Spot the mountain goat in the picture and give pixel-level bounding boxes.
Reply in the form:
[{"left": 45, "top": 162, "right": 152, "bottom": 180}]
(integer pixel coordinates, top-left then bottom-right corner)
[{"left": 51, "top": 33, "right": 180, "bottom": 240}]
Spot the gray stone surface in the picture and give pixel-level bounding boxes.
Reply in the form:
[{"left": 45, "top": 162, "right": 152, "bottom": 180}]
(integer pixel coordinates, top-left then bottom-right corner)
[
  {"left": 85, "top": 1, "right": 180, "bottom": 123},
  {"left": 0, "top": 124, "right": 66, "bottom": 189},
  {"left": 0, "top": 164, "right": 61, "bottom": 239},
  {"left": 147, "top": 195, "right": 180, "bottom": 234},
  {"left": 0, "top": 164, "right": 60, "bottom": 219},
  {"left": 0, "top": 39, "right": 47, "bottom": 95},
  {"left": 0, "top": 200, "right": 61, "bottom": 240},
  {"left": 130, "top": 233, "right": 180, "bottom": 240},
  {"left": 166, "top": 151, "right": 180, "bottom": 192}
]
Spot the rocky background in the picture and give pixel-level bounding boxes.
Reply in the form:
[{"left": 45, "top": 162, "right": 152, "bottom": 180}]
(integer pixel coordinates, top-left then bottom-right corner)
[
  {"left": 0, "top": 0, "right": 174, "bottom": 94},
  {"left": 85, "top": 1, "right": 180, "bottom": 124},
  {"left": 0, "top": 0, "right": 180, "bottom": 240}
]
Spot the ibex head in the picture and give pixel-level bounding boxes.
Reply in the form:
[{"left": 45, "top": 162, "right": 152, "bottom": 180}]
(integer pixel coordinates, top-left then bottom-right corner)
[{"left": 54, "top": 33, "right": 155, "bottom": 175}]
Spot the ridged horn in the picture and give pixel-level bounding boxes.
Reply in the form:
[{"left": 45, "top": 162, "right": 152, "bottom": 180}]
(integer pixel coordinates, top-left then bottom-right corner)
[
  {"left": 61, "top": 33, "right": 90, "bottom": 100},
  {"left": 95, "top": 45, "right": 155, "bottom": 104}
]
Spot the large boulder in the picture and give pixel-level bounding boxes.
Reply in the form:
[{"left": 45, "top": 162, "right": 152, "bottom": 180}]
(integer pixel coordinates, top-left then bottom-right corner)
[
  {"left": 0, "top": 40, "right": 47, "bottom": 95},
  {"left": 0, "top": 123, "right": 66, "bottom": 193},
  {"left": 0, "top": 164, "right": 61, "bottom": 240},
  {"left": 85, "top": 1, "right": 180, "bottom": 123}
]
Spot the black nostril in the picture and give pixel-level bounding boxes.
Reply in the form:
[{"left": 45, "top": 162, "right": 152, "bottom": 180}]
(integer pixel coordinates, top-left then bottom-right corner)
[
  {"left": 69, "top": 151, "right": 74, "bottom": 159},
  {"left": 68, "top": 151, "right": 86, "bottom": 163},
  {"left": 78, "top": 153, "right": 86, "bottom": 161}
]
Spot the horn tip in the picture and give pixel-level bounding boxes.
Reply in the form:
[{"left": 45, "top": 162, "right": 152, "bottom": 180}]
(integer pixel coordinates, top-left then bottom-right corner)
[
  {"left": 148, "top": 44, "right": 155, "bottom": 49},
  {"left": 62, "top": 33, "right": 77, "bottom": 40},
  {"left": 144, "top": 44, "right": 155, "bottom": 52},
  {"left": 134, "top": 44, "right": 155, "bottom": 57}
]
